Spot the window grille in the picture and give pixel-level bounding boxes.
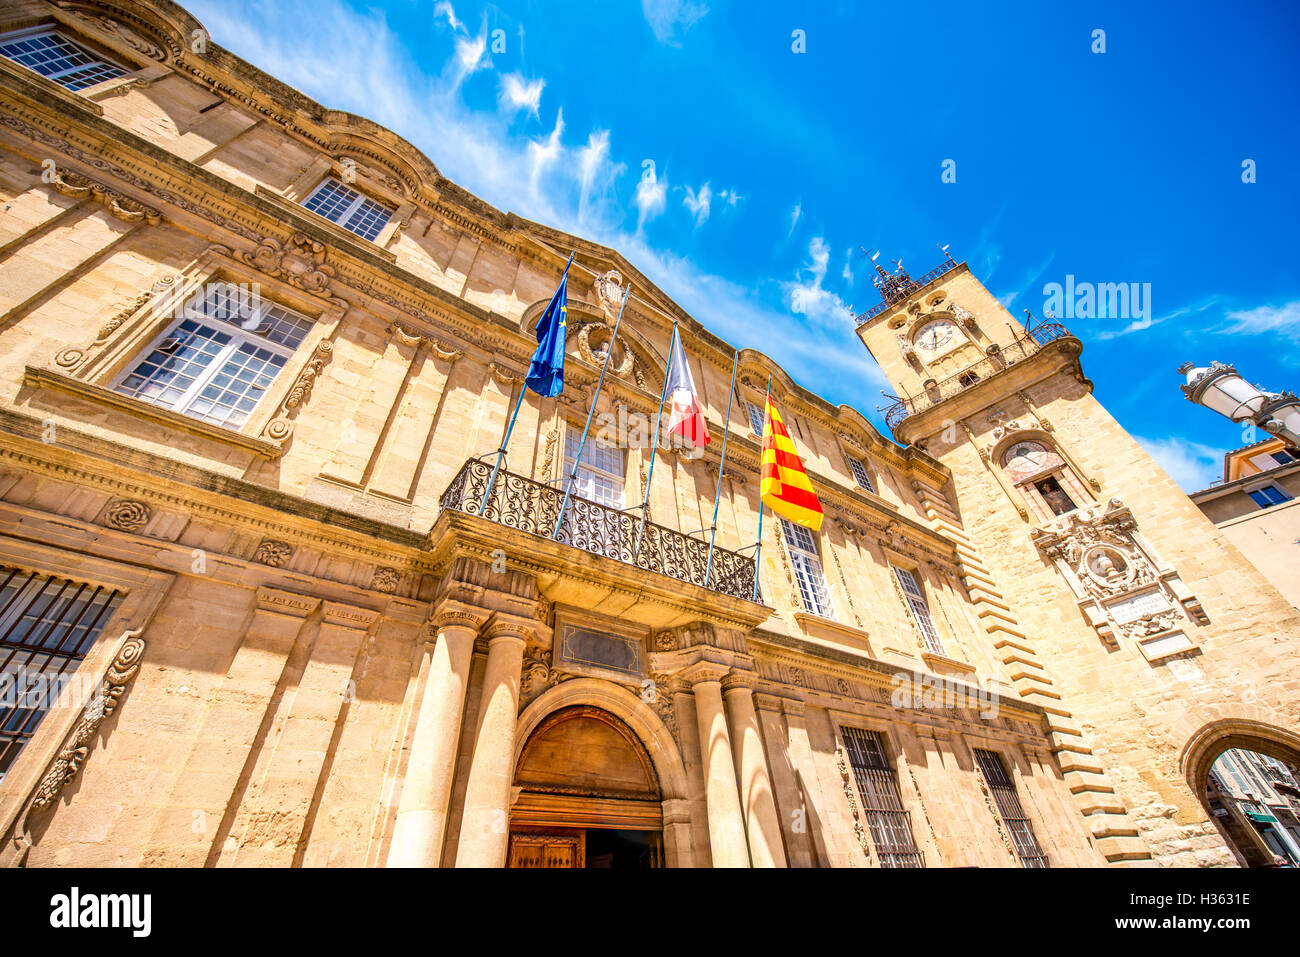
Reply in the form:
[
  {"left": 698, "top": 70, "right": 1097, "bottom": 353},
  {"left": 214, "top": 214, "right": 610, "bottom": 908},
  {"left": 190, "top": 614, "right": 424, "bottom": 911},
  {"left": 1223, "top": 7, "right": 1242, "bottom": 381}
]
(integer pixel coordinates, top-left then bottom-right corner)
[
  {"left": 841, "top": 727, "right": 924, "bottom": 867},
  {"left": 301, "top": 177, "right": 394, "bottom": 241},
  {"left": 974, "top": 748, "right": 1049, "bottom": 868},
  {"left": 893, "top": 566, "right": 945, "bottom": 655},
  {"left": 848, "top": 456, "right": 876, "bottom": 493},
  {"left": 0, "top": 28, "right": 128, "bottom": 91},
  {"left": 0, "top": 565, "right": 124, "bottom": 779}
]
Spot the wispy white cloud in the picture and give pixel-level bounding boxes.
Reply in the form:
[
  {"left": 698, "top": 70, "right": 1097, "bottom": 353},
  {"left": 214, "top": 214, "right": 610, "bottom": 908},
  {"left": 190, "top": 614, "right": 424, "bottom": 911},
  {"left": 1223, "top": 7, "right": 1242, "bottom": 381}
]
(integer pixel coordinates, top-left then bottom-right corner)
[
  {"left": 641, "top": 0, "right": 709, "bottom": 44},
  {"left": 1220, "top": 300, "right": 1300, "bottom": 344},
  {"left": 682, "top": 182, "right": 712, "bottom": 226},
  {"left": 527, "top": 109, "right": 565, "bottom": 191},
  {"left": 788, "top": 202, "right": 802, "bottom": 236},
  {"left": 433, "top": 1, "right": 463, "bottom": 33},
  {"left": 576, "top": 130, "right": 622, "bottom": 228},
  {"left": 498, "top": 73, "right": 544, "bottom": 118},
  {"left": 1134, "top": 434, "right": 1225, "bottom": 493},
  {"left": 718, "top": 188, "right": 742, "bottom": 207},
  {"left": 635, "top": 160, "right": 668, "bottom": 231},
  {"left": 1094, "top": 294, "right": 1223, "bottom": 340},
  {"left": 785, "top": 237, "right": 855, "bottom": 328}
]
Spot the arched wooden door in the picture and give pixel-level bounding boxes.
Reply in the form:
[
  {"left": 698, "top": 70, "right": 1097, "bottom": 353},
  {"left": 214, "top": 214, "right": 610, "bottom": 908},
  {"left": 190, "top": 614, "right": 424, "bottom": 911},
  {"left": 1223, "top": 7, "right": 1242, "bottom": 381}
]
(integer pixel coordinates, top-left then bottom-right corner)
[{"left": 509, "top": 705, "right": 663, "bottom": 868}]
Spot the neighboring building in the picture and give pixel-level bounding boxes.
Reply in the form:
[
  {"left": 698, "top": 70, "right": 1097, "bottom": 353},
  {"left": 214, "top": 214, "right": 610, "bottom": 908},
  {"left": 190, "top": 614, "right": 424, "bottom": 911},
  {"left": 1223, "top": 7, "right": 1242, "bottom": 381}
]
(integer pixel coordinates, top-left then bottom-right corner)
[
  {"left": 0, "top": 0, "right": 1297, "bottom": 869},
  {"left": 1207, "top": 748, "right": 1300, "bottom": 866},
  {"left": 1190, "top": 437, "right": 1300, "bottom": 609}
]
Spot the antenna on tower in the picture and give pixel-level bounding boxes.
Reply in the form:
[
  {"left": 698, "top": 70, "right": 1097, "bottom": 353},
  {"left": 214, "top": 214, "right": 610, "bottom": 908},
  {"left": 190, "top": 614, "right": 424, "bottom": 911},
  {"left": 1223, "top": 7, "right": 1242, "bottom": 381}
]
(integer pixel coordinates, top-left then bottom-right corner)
[{"left": 938, "top": 242, "right": 954, "bottom": 265}]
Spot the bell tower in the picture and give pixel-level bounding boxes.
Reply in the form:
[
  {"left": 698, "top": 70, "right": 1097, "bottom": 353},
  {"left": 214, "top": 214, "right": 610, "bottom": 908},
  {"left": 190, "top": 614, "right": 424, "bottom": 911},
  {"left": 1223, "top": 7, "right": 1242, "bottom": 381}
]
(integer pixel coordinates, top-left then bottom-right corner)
[{"left": 854, "top": 252, "right": 1300, "bottom": 866}]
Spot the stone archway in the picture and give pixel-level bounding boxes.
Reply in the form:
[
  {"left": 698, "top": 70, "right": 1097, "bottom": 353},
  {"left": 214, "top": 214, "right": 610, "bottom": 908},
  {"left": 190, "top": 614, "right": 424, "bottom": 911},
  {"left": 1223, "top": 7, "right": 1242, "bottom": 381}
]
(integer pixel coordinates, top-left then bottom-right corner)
[
  {"left": 1176, "top": 708, "right": 1300, "bottom": 867},
  {"left": 512, "top": 679, "right": 694, "bottom": 867}
]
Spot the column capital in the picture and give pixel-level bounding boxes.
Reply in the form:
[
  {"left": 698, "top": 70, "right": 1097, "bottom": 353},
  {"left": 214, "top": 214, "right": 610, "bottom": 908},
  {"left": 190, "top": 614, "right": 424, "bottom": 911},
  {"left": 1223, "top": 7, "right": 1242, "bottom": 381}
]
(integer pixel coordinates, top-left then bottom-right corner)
[
  {"left": 255, "top": 586, "right": 320, "bottom": 618},
  {"left": 721, "top": 670, "right": 759, "bottom": 694},
  {"left": 483, "top": 611, "right": 537, "bottom": 644},
  {"left": 321, "top": 600, "right": 381, "bottom": 630},
  {"left": 427, "top": 599, "right": 490, "bottom": 641},
  {"left": 679, "top": 661, "right": 731, "bottom": 687}
]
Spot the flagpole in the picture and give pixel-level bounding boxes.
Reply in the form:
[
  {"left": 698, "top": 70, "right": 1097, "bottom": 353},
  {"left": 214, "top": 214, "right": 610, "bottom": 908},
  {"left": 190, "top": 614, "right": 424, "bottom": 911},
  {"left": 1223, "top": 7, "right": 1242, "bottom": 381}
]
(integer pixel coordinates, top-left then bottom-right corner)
[
  {"left": 751, "top": 374, "right": 771, "bottom": 602},
  {"left": 552, "top": 282, "right": 630, "bottom": 539},
  {"left": 704, "top": 348, "right": 739, "bottom": 587},
  {"left": 479, "top": 251, "right": 573, "bottom": 515},
  {"left": 633, "top": 321, "right": 677, "bottom": 560}
]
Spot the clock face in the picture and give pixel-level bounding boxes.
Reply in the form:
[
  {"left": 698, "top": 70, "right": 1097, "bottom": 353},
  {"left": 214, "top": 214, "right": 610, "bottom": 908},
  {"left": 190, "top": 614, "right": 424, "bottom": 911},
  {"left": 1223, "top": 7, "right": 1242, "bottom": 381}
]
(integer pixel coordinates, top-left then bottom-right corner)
[
  {"left": 915, "top": 319, "right": 957, "bottom": 352},
  {"left": 1005, "top": 441, "right": 1048, "bottom": 472}
]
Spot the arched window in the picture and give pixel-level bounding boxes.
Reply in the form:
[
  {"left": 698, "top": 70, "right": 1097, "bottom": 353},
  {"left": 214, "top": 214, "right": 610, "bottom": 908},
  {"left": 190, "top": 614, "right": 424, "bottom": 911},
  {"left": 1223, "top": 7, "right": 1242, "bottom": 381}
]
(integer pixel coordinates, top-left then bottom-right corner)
[{"left": 1000, "top": 438, "right": 1091, "bottom": 521}]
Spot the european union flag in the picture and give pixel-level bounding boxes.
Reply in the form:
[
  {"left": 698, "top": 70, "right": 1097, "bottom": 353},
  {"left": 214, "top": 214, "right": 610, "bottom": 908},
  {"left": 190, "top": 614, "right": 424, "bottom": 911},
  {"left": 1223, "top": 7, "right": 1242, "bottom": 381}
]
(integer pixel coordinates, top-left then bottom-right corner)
[{"left": 525, "top": 270, "right": 568, "bottom": 397}]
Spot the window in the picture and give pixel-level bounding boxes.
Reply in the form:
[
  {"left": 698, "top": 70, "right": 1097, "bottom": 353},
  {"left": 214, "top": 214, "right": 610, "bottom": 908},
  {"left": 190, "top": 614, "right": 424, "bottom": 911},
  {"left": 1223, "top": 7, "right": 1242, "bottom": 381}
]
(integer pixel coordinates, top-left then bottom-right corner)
[
  {"left": 957, "top": 371, "right": 980, "bottom": 388},
  {"left": 1247, "top": 485, "right": 1292, "bottom": 509},
  {"left": 973, "top": 748, "right": 1049, "bottom": 868},
  {"left": 781, "top": 519, "right": 834, "bottom": 618},
  {"left": 563, "top": 429, "right": 624, "bottom": 508},
  {"left": 1034, "top": 474, "right": 1077, "bottom": 516},
  {"left": 1272, "top": 449, "right": 1297, "bottom": 465},
  {"left": 301, "top": 177, "right": 394, "bottom": 241},
  {"left": 0, "top": 565, "right": 124, "bottom": 779},
  {"left": 747, "top": 401, "right": 766, "bottom": 436},
  {"left": 841, "top": 727, "right": 923, "bottom": 867},
  {"left": 893, "top": 566, "right": 944, "bottom": 656},
  {"left": 847, "top": 456, "right": 876, "bottom": 493},
  {"left": 0, "top": 27, "right": 128, "bottom": 92},
  {"left": 114, "top": 286, "right": 314, "bottom": 430}
]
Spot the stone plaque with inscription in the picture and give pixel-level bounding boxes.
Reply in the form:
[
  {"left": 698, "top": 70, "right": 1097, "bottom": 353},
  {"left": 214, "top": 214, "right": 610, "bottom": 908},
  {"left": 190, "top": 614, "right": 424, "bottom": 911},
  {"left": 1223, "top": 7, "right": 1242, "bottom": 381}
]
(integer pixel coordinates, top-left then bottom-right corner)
[{"left": 555, "top": 622, "right": 644, "bottom": 680}]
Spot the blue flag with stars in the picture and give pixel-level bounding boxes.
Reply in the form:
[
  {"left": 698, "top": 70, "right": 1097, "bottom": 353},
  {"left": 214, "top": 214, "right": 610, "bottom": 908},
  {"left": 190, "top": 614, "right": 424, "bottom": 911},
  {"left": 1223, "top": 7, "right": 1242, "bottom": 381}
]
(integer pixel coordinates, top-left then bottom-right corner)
[{"left": 525, "top": 268, "right": 569, "bottom": 397}]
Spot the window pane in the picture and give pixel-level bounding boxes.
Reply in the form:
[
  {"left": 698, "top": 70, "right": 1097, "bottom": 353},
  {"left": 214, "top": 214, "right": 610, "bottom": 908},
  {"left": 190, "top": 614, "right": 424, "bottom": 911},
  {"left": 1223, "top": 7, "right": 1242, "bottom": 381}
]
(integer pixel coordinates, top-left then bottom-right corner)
[
  {"left": 974, "top": 748, "right": 1049, "bottom": 868},
  {"left": 841, "top": 727, "right": 923, "bottom": 868},
  {"left": 303, "top": 177, "right": 394, "bottom": 241},
  {"left": 747, "top": 402, "right": 765, "bottom": 435},
  {"left": 782, "top": 519, "right": 834, "bottom": 618},
  {"left": 0, "top": 30, "right": 127, "bottom": 91},
  {"left": 848, "top": 457, "right": 876, "bottom": 493},
  {"left": 893, "top": 567, "right": 944, "bottom": 655},
  {"left": 116, "top": 319, "right": 230, "bottom": 409}
]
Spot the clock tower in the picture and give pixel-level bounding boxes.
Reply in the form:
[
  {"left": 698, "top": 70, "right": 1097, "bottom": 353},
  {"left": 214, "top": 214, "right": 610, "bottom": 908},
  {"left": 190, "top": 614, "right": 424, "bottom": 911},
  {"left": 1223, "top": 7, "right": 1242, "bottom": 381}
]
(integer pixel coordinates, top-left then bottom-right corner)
[{"left": 855, "top": 254, "right": 1300, "bottom": 866}]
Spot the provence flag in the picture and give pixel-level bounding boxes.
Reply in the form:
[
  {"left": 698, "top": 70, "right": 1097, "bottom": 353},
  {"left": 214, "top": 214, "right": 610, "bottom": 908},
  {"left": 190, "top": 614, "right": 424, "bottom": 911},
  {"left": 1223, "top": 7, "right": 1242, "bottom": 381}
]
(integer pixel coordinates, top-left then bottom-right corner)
[
  {"left": 525, "top": 270, "right": 569, "bottom": 397},
  {"left": 664, "top": 326, "right": 711, "bottom": 447},
  {"left": 760, "top": 395, "right": 823, "bottom": 531}
]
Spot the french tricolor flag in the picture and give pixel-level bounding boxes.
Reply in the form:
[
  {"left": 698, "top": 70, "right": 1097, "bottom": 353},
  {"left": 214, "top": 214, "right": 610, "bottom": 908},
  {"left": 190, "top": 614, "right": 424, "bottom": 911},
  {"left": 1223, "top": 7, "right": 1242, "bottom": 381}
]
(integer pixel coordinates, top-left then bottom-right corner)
[{"left": 664, "top": 326, "right": 710, "bottom": 447}]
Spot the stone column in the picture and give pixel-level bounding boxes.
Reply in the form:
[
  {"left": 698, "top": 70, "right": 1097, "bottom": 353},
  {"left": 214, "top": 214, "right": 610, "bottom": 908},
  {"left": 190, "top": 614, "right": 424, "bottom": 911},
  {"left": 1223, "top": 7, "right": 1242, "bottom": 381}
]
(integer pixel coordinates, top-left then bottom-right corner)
[
  {"left": 387, "top": 601, "right": 486, "bottom": 868},
  {"left": 723, "top": 675, "right": 788, "bottom": 867},
  {"left": 684, "top": 663, "right": 750, "bottom": 867},
  {"left": 754, "top": 692, "right": 814, "bottom": 867},
  {"left": 454, "top": 613, "right": 532, "bottom": 867}
]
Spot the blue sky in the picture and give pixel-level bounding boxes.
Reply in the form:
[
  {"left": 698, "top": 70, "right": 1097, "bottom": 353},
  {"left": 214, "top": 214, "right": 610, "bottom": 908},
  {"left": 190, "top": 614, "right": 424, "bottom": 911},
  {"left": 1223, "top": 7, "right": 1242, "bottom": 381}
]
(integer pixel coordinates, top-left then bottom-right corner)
[{"left": 186, "top": 0, "right": 1300, "bottom": 491}]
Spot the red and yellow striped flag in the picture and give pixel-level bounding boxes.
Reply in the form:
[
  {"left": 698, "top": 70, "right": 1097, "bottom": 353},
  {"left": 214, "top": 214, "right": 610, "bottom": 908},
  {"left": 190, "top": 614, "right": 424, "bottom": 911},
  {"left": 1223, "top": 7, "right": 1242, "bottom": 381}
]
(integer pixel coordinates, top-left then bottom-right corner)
[{"left": 760, "top": 395, "right": 824, "bottom": 531}]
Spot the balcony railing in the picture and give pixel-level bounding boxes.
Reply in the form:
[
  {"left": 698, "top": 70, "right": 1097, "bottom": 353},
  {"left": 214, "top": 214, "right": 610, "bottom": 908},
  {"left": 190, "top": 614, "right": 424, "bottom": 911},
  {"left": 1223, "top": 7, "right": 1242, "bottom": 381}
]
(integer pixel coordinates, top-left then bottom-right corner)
[
  {"left": 882, "top": 322, "right": 1073, "bottom": 430},
  {"left": 854, "top": 261, "right": 963, "bottom": 327},
  {"left": 438, "top": 457, "right": 759, "bottom": 603}
]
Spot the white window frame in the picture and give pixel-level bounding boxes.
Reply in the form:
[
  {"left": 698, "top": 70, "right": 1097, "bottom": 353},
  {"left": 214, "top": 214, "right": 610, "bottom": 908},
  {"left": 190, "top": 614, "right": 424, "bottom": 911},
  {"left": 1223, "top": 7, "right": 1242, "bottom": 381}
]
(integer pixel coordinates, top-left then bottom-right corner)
[
  {"left": 781, "top": 518, "right": 835, "bottom": 619},
  {"left": 111, "top": 290, "right": 312, "bottom": 430},
  {"left": 747, "top": 401, "right": 766, "bottom": 436},
  {"left": 893, "top": 566, "right": 945, "bottom": 656},
  {"left": 562, "top": 426, "right": 625, "bottom": 509},
  {"left": 848, "top": 455, "right": 876, "bottom": 493},
  {"left": 300, "top": 176, "right": 394, "bottom": 242},
  {"left": 0, "top": 26, "right": 129, "bottom": 92}
]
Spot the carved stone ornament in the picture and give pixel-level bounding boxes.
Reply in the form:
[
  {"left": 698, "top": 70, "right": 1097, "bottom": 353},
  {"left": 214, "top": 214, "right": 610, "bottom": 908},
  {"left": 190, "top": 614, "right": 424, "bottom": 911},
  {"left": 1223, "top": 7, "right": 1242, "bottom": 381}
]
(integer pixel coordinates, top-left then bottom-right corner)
[
  {"left": 238, "top": 232, "right": 336, "bottom": 295},
  {"left": 253, "top": 539, "right": 294, "bottom": 568},
  {"left": 7, "top": 631, "right": 145, "bottom": 865},
  {"left": 952, "top": 303, "right": 977, "bottom": 328},
  {"left": 1030, "top": 497, "right": 1206, "bottom": 652},
  {"left": 647, "top": 672, "right": 678, "bottom": 741},
  {"left": 48, "top": 167, "right": 161, "bottom": 225},
  {"left": 370, "top": 567, "right": 400, "bottom": 594},
  {"left": 102, "top": 499, "right": 151, "bottom": 532},
  {"left": 576, "top": 322, "right": 636, "bottom": 379},
  {"left": 262, "top": 341, "right": 335, "bottom": 442},
  {"left": 520, "top": 651, "right": 563, "bottom": 706},
  {"left": 594, "top": 269, "right": 628, "bottom": 320},
  {"left": 835, "top": 746, "right": 874, "bottom": 864},
  {"left": 58, "top": 9, "right": 167, "bottom": 61}
]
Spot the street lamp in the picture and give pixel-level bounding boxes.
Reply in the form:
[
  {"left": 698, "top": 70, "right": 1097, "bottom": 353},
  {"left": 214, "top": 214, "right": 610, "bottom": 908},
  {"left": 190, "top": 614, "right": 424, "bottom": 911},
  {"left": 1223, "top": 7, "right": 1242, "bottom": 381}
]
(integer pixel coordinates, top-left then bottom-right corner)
[{"left": 1179, "top": 361, "right": 1300, "bottom": 447}]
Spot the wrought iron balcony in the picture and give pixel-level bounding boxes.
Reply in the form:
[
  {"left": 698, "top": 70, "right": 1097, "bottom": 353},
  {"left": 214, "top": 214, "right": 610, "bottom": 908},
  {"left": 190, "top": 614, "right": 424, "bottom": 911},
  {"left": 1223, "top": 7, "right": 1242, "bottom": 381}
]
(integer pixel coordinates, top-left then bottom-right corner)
[
  {"left": 854, "top": 260, "right": 963, "bottom": 328},
  {"left": 438, "top": 457, "right": 759, "bottom": 603},
  {"left": 882, "top": 322, "right": 1073, "bottom": 430}
]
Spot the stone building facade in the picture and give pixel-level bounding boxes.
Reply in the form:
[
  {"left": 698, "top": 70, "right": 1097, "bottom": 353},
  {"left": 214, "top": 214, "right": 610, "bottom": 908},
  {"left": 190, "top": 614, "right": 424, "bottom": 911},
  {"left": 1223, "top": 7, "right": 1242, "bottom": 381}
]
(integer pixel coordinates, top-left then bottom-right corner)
[
  {"left": 1190, "top": 438, "right": 1300, "bottom": 611},
  {"left": 0, "top": 0, "right": 1296, "bottom": 868}
]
